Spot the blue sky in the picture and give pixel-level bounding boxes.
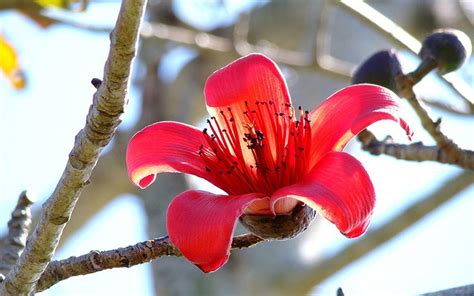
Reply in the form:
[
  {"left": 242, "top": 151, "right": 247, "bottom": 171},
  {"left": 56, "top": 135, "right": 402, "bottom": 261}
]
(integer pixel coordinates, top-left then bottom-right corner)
[{"left": 0, "top": 1, "right": 473, "bottom": 295}]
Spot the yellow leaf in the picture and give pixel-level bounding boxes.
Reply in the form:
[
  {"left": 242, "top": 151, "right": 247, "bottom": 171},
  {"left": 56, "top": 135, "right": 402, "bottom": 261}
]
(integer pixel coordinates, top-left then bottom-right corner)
[
  {"left": 0, "top": 33, "right": 26, "bottom": 90},
  {"left": 34, "top": 0, "right": 88, "bottom": 12}
]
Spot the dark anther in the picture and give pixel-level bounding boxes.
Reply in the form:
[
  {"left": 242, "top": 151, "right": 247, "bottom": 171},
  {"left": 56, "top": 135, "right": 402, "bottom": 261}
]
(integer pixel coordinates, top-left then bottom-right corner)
[
  {"left": 91, "top": 78, "right": 102, "bottom": 89},
  {"left": 285, "top": 103, "right": 291, "bottom": 107},
  {"left": 206, "top": 119, "right": 211, "bottom": 124},
  {"left": 205, "top": 167, "right": 211, "bottom": 172},
  {"left": 222, "top": 129, "right": 227, "bottom": 133},
  {"left": 230, "top": 117, "right": 234, "bottom": 122},
  {"left": 298, "top": 147, "right": 304, "bottom": 151},
  {"left": 279, "top": 112, "right": 284, "bottom": 116},
  {"left": 269, "top": 101, "right": 273, "bottom": 105},
  {"left": 203, "top": 128, "right": 208, "bottom": 134},
  {"left": 211, "top": 116, "right": 216, "bottom": 120}
]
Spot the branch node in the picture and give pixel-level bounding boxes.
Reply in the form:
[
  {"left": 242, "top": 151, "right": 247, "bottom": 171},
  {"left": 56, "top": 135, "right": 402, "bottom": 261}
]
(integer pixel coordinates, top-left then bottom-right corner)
[{"left": 89, "top": 251, "right": 102, "bottom": 271}]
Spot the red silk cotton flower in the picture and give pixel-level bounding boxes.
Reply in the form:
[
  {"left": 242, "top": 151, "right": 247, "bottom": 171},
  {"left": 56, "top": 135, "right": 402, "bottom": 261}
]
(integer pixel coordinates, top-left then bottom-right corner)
[{"left": 126, "top": 54, "right": 412, "bottom": 273}]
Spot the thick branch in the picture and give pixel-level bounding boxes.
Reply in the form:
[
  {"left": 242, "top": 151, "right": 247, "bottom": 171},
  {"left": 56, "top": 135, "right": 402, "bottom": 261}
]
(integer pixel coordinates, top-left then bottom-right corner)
[
  {"left": 35, "top": 234, "right": 263, "bottom": 292},
  {"left": 0, "top": 192, "right": 34, "bottom": 277},
  {"left": 285, "top": 170, "right": 474, "bottom": 295},
  {"left": 358, "top": 130, "right": 474, "bottom": 170},
  {"left": 0, "top": 0, "right": 147, "bottom": 295}
]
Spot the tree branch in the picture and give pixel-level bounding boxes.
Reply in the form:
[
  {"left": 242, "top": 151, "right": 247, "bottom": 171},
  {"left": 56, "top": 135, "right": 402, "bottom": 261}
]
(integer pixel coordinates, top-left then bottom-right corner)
[
  {"left": 35, "top": 234, "right": 263, "bottom": 292},
  {"left": 0, "top": 0, "right": 147, "bottom": 294},
  {"left": 0, "top": 192, "right": 34, "bottom": 277},
  {"left": 422, "top": 284, "right": 474, "bottom": 295},
  {"left": 285, "top": 170, "right": 474, "bottom": 295},
  {"left": 357, "top": 130, "right": 474, "bottom": 170},
  {"left": 395, "top": 74, "right": 472, "bottom": 169}
]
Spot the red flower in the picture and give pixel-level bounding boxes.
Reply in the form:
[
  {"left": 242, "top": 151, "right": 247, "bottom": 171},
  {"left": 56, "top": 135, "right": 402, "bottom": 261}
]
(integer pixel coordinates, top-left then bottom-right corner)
[{"left": 126, "top": 54, "right": 412, "bottom": 273}]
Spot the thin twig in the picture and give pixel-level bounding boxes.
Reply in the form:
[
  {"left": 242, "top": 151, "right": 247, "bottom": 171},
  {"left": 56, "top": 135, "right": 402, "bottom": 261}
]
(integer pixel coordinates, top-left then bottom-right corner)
[
  {"left": 0, "top": 0, "right": 147, "bottom": 294},
  {"left": 0, "top": 192, "right": 34, "bottom": 277},
  {"left": 396, "top": 75, "right": 470, "bottom": 167},
  {"left": 357, "top": 130, "right": 474, "bottom": 169},
  {"left": 420, "top": 97, "right": 473, "bottom": 116},
  {"left": 38, "top": 10, "right": 351, "bottom": 82},
  {"left": 314, "top": 0, "right": 354, "bottom": 78},
  {"left": 35, "top": 234, "right": 263, "bottom": 292},
  {"left": 285, "top": 170, "right": 474, "bottom": 295}
]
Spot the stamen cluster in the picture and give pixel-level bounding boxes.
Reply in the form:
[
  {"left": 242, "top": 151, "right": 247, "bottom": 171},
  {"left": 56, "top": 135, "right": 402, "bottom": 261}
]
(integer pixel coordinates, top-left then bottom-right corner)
[{"left": 198, "top": 100, "right": 312, "bottom": 195}]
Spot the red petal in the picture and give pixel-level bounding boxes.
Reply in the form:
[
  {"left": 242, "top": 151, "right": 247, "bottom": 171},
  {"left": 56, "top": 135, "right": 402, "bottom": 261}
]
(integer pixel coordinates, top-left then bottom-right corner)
[
  {"left": 126, "top": 121, "right": 223, "bottom": 189},
  {"left": 167, "top": 190, "right": 265, "bottom": 272},
  {"left": 271, "top": 152, "right": 375, "bottom": 238},
  {"left": 204, "top": 53, "right": 291, "bottom": 108},
  {"left": 203, "top": 53, "right": 292, "bottom": 167},
  {"left": 308, "top": 84, "right": 412, "bottom": 168}
]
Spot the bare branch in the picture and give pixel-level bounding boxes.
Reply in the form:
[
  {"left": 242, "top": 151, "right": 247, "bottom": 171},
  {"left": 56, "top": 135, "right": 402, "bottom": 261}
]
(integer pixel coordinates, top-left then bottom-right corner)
[
  {"left": 38, "top": 11, "right": 351, "bottom": 82},
  {"left": 422, "top": 284, "right": 474, "bottom": 295},
  {"left": 35, "top": 234, "right": 263, "bottom": 292},
  {"left": 396, "top": 75, "right": 471, "bottom": 168},
  {"left": 0, "top": 0, "right": 147, "bottom": 294},
  {"left": 314, "top": 0, "right": 354, "bottom": 78},
  {"left": 358, "top": 130, "right": 474, "bottom": 169},
  {"left": 0, "top": 192, "right": 34, "bottom": 277},
  {"left": 286, "top": 170, "right": 474, "bottom": 295},
  {"left": 420, "top": 97, "right": 473, "bottom": 116}
]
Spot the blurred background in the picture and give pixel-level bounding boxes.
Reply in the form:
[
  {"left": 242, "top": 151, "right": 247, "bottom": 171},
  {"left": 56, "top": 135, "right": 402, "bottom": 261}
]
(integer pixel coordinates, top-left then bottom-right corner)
[{"left": 0, "top": 0, "right": 473, "bottom": 295}]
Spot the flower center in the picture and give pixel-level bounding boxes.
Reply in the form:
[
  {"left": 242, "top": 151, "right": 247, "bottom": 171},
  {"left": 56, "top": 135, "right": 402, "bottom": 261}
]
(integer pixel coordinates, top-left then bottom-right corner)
[{"left": 199, "top": 100, "right": 312, "bottom": 196}]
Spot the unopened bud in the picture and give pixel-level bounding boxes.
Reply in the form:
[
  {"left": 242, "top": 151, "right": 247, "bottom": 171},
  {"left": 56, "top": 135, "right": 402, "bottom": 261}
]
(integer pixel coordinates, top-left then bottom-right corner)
[
  {"left": 419, "top": 29, "right": 472, "bottom": 74},
  {"left": 352, "top": 49, "right": 403, "bottom": 93}
]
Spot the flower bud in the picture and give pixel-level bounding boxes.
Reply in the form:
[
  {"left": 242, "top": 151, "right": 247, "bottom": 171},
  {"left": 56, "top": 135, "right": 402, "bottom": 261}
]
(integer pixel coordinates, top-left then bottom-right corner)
[
  {"left": 419, "top": 29, "right": 472, "bottom": 74},
  {"left": 239, "top": 204, "right": 316, "bottom": 240},
  {"left": 352, "top": 49, "right": 403, "bottom": 93}
]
